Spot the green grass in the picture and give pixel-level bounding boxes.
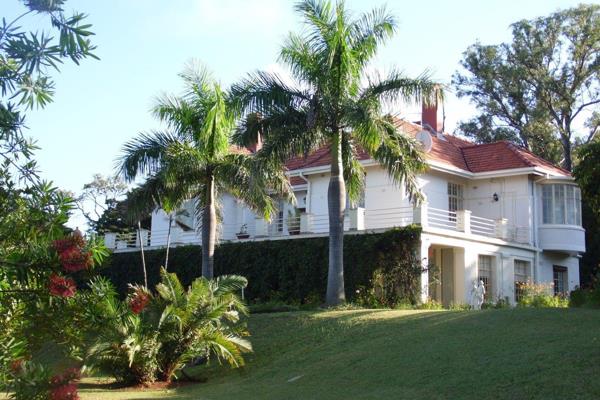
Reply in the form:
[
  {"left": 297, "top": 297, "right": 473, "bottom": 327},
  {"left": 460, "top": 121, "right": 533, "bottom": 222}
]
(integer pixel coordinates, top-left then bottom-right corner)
[{"left": 80, "top": 308, "right": 600, "bottom": 399}]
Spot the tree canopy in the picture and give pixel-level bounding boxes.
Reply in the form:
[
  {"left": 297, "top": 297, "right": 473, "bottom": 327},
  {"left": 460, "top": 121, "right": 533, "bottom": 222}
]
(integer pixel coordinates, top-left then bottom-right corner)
[{"left": 453, "top": 4, "right": 599, "bottom": 171}]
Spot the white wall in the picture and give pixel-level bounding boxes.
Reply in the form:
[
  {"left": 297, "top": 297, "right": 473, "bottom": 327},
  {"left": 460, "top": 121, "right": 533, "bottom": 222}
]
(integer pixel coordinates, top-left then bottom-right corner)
[
  {"left": 466, "top": 175, "right": 531, "bottom": 226},
  {"left": 539, "top": 252, "right": 580, "bottom": 292}
]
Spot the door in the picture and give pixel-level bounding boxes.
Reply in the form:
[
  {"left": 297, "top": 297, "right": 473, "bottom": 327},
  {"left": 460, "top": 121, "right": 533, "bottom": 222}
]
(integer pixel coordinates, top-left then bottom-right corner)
[{"left": 441, "top": 248, "right": 455, "bottom": 307}]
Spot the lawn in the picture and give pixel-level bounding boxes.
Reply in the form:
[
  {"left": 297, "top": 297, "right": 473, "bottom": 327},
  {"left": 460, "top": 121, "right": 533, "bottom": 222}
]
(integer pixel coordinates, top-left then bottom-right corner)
[{"left": 79, "top": 308, "right": 600, "bottom": 399}]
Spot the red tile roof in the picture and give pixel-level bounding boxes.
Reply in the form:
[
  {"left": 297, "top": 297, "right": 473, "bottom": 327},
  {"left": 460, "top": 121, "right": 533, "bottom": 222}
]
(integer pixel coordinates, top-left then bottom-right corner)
[{"left": 284, "top": 119, "right": 570, "bottom": 177}]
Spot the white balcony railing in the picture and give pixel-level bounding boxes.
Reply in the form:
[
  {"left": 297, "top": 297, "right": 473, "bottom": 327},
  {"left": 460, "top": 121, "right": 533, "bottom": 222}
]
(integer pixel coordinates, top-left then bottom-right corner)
[{"left": 102, "top": 203, "right": 532, "bottom": 250}]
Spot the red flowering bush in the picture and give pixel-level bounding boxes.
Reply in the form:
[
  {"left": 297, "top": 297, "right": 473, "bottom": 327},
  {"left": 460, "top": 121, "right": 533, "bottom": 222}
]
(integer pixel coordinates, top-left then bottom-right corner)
[
  {"left": 49, "top": 368, "right": 81, "bottom": 400},
  {"left": 48, "top": 274, "right": 77, "bottom": 298},
  {"left": 53, "top": 231, "right": 93, "bottom": 273},
  {"left": 128, "top": 288, "right": 151, "bottom": 314}
]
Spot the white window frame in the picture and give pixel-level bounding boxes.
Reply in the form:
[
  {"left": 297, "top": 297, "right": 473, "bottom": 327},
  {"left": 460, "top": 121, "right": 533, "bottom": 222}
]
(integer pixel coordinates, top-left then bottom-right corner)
[
  {"left": 514, "top": 259, "right": 531, "bottom": 302},
  {"left": 478, "top": 255, "right": 494, "bottom": 301},
  {"left": 542, "top": 184, "right": 582, "bottom": 226},
  {"left": 447, "top": 182, "right": 464, "bottom": 213},
  {"left": 553, "top": 266, "right": 568, "bottom": 295}
]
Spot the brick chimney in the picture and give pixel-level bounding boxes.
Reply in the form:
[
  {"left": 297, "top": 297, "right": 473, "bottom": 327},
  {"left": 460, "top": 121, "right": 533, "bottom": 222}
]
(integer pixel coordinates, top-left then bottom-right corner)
[{"left": 421, "top": 98, "right": 441, "bottom": 133}]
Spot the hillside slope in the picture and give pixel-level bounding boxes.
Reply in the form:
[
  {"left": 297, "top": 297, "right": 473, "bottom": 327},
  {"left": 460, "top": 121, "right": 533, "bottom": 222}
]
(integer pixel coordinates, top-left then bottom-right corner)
[{"left": 81, "top": 309, "right": 600, "bottom": 399}]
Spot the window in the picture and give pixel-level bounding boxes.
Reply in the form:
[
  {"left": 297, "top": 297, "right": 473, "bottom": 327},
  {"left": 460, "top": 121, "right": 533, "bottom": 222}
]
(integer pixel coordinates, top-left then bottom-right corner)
[
  {"left": 478, "top": 255, "right": 493, "bottom": 301},
  {"left": 542, "top": 184, "right": 581, "bottom": 225},
  {"left": 448, "top": 182, "right": 464, "bottom": 215},
  {"left": 514, "top": 260, "right": 531, "bottom": 302},
  {"left": 553, "top": 266, "right": 568, "bottom": 295}
]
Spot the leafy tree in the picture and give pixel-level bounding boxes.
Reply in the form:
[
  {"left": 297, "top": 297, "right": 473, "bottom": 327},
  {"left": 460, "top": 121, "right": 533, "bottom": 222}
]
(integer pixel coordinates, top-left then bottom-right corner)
[
  {"left": 1, "top": 0, "right": 97, "bottom": 177},
  {"left": 231, "top": 0, "right": 439, "bottom": 305},
  {"left": 76, "top": 174, "right": 129, "bottom": 233},
  {"left": 118, "top": 62, "right": 293, "bottom": 279},
  {"left": 453, "top": 4, "right": 600, "bottom": 171},
  {"left": 574, "top": 141, "right": 600, "bottom": 285}
]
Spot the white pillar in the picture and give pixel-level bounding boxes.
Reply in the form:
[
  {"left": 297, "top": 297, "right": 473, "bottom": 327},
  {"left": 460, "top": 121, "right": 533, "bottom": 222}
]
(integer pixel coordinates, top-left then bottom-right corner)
[
  {"left": 348, "top": 207, "right": 365, "bottom": 230},
  {"left": 456, "top": 210, "right": 471, "bottom": 234},
  {"left": 104, "top": 232, "right": 116, "bottom": 249},
  {"left": 460, "top": 247, "right": 477, "bottom": 305},
  {"left": 500, "top": 253, "right": 515, "bottom": 305},
  {"left": 420, "top": 237, "right": 431, "bottom": 303},
  {"left": 414, "top": 203, "right": 429, "bottom": 229},
  {"left": 136, "top": 229, "right": 149, "bottom": 247},
  {"left": 300, "top": 213, "right": 312, "bottom": 233},
  {"left": 495, "top": 218, "right": 508, "bottom": 240},
  {"left": 255, "top": 217, "right": 268, "bottom": 237}
]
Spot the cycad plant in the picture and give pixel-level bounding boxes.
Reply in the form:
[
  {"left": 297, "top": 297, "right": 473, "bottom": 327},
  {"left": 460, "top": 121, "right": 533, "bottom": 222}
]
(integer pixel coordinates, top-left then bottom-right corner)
[
  {"left": 232, "top": 0, "right": 441, "bottom": 305},
  {"left": 85, "top": 271, "right": 251, "bottom": 385},
  {"left": 118, "top": 62, "right": 292, "bottom": 278}
]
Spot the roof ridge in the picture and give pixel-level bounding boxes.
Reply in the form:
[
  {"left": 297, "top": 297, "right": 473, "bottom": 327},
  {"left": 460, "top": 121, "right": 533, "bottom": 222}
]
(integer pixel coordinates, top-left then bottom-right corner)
[{"left": 508, "top": 141, "right": 572, "bottom": 174}]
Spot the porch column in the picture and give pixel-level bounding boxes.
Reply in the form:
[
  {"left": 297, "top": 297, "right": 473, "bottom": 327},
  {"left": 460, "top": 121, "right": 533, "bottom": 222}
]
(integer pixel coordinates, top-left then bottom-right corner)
[
  {"left": 413, "top": 203, "right": 429, "bottom": 229},
  {"left": 500, "top": 253, "right": 515, "bottom": 305},
  {"left": 461, "top": 247, "right": 477, "bottom": 305},
  {"left": 419, "top": 236, "right": 431, "bottom": 303},
  {"left": 255, "top": 217, "right": 268, "bottom": 237},
  {"left": 300, "top": 213, "right": 312, "bottom": 234},
  {"left": 348, "top": 207, "right": 365, "bottom": 230},
  {"left": 495, "top": 218, "right": 508, "bottom": 240},
  {"left": 136, "top": 229, "right": 149, "bottom": 247},
  {"left": 456, "top": 210, "right": 471, "bottom": 234},
  {"left": 104, "top": 232, "right": 117, "bottom": 249}
]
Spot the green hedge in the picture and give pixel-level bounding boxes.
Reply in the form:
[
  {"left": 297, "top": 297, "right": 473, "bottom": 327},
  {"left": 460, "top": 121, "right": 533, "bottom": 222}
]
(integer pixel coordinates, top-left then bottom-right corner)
[{"left": 100, "top": 225, "right": 421, "bottom": 304}]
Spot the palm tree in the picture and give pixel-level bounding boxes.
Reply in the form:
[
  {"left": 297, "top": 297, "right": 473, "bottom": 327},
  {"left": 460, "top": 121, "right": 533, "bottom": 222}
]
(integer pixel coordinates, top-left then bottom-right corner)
[
  {"left": 85, "top": 272, "right": 251, "bottom": 385},
  {"left": 231, "top": 0, "right": 441, "bottom": 305},
  {"left": 118, "top": 62, "right": 293, "bottom": 278}
]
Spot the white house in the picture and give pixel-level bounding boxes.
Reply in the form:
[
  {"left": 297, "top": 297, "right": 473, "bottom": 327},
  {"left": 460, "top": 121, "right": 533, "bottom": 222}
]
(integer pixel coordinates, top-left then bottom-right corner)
[{"left": 106, "top": 104, "right": 585, "bottom": 306}]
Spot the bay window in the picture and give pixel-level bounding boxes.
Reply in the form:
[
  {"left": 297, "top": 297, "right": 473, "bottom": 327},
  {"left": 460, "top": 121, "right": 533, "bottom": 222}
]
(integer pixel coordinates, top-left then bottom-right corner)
[{"left": 541, "top": 184, "right": 581, "bottom": 225}]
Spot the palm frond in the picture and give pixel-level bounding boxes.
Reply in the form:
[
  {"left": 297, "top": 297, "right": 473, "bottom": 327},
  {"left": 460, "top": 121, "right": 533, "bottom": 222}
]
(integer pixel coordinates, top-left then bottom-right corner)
[
  {"left": 350, "top": 5, "right": 396, "bottom": 66},
  {"left": 215, "top": 154, "right": 294, "bottom": 220},
  {"left": 230, "top": 70, "right": 310, "bottom": 116},
  {"left": 116, "top": 130, "right": 182, "bottom": 182},
  {"left": 341, "top": 134, "right": 365, "bottom": 204},
  {"left": 371, "top": 117, "right": 427, "bottom": 202},
  {"left": 361, "top": 69, "right": 442, "bottom": 108}
]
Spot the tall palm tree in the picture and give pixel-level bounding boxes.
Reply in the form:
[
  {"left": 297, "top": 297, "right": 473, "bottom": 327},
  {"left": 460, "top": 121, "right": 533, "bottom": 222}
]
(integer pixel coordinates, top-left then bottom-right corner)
[
  {"left": 231, "top": 0, "right": 441, "bottom": 305},
  {"left": 118, "top": 62, "right": 293, "bottom": 278}
]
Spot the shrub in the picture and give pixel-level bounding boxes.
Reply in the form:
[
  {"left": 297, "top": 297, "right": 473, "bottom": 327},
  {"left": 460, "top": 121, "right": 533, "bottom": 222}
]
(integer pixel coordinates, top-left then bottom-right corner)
[
  {"left": 517, "top": 282, "right": 569, "bottom": 308},
  {"left": 417, "top": 299, "right": 444, "bottom": 310},
  {"left": 481, "top": 297, "right": 511, "bottom": 309},
  {"left": 569, "top": 285, "right": 600, "bottom": 308},
  {"left": 101, "top": 226, "right": 422, "bottom": 306},
  {"left": 449, "top": 303, "right": 471, "bottom": 311},
  {"left": 86, "top": 270, "right": 251, "bottom": 385}
]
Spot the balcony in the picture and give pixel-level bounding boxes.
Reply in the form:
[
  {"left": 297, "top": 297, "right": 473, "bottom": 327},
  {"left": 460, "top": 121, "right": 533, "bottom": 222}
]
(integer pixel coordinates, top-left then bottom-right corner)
[
  {"left": 538, "top": 225, "right": 585, "bottom": 253},
  {"left": 103, "top": 203, "right": 531, "bottom": 251}
]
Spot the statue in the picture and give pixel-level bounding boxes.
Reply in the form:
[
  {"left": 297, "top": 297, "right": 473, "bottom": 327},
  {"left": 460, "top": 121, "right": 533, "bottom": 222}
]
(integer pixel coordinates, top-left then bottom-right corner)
[{"left": 470, "top": 279, "right": 486, "bottom": 310}]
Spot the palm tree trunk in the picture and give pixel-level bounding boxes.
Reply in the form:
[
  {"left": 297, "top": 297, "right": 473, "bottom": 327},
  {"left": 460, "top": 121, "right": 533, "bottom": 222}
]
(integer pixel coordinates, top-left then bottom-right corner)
[
  {"left": 138, "top": 221, "right": 148, "bottom": 288},
  {"left": 202, "top": 174, "right": 217, "bottom": 279},
  {"left": 326, "top": 131, "right": 346, "bottom": 306},
  {"left": 165, "top": 212, "right": 173, "bottom": 270}
]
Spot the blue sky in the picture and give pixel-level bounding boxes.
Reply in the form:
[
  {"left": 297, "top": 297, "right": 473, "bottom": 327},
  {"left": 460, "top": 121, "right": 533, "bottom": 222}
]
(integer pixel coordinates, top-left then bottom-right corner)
[{"left": 5, "top": 0, "right": 583, "bottom": 199}]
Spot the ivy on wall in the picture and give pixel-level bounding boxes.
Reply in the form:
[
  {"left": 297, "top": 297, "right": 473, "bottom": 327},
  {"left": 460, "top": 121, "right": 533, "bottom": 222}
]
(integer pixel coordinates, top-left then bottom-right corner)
[{"left": 100, "top": 226, "right": 422, "bottom": 304}]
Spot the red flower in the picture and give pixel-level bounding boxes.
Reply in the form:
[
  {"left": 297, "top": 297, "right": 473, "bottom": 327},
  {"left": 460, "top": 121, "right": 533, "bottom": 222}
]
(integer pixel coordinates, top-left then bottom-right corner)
[
  {"left": 59, "top": 247, "right": 93, "bottom": 273},
  {"left": 50, "top": 368, "right": 81, "bottom": 400},
  {"left": 48, "top": 274, "right": 77, "bottom": 298},
  {"left": 53, "top": 231, "right": 92, "bottom": 273},
  {"left": 129, "top": 289, "right": 151, "bottom": 314},
  {"left": 9, "top": 359, "right": 23, "bottom": 373},
  {"left": 49, "top": 383, "right": 79, "bottom": 400}
]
